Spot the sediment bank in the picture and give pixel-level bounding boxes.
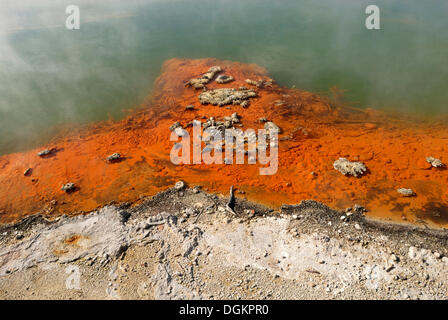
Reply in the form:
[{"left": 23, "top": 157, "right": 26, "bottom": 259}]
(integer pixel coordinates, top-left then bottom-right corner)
[{"left": 0, "top": 186, "right": 447, "bottom": 299}]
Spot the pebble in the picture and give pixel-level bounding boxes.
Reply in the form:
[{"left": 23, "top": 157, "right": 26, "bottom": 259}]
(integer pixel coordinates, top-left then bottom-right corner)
[
  {"left": 37, "top": 149, "right": 52, "bottom": 157},
  {"left": 23, "top": 168, "right": 32, "bottom": 176},
  {"left": 397, "top": 188, "right": 415, "bottom": 197},
  {"left": 61, "top": 182, "right": 76, "bottom": 193},
  {"left": 169, "top": 121, "right": 182, "bottom": 131},
  {"left": 106, "top": 153, "right": 121, "bottom": 162},
  {"left": 174, "top": 181, "right": 186, "bottom": 190}
]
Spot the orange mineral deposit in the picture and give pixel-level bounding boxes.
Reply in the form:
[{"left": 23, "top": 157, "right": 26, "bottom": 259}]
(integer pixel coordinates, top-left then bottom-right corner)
[{"left": 1, "top": 58, "right": 448, "bottom": 228}]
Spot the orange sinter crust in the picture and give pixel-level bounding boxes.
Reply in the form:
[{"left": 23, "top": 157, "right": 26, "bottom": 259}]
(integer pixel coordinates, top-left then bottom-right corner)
[{"left": 1, "top": 58, "right": 448, "bottom": 227}]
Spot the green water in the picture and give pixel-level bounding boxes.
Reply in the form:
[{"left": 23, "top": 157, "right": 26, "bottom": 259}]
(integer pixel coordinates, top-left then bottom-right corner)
[{"left": 1, "top": 0, "right": 448, "bottom": 155}]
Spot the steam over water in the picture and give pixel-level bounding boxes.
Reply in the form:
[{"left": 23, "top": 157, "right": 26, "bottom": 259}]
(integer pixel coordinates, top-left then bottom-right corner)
[{"left": 1, "top": 0, "right": 448, "bottom": 155}]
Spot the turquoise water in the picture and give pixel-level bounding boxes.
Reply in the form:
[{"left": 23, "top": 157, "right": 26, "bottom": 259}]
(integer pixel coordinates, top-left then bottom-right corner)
[{"left": 1, "top": 0, "right": 448, "bottom": 154}]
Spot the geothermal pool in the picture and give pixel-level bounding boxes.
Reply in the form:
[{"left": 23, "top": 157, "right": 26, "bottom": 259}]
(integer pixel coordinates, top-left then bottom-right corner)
[{"left": 1, "top": 0, "right": 448, "bottom": 155}]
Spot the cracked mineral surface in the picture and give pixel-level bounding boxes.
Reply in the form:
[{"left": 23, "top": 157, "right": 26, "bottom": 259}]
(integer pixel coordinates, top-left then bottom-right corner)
[{"left": 1, "top": 187, "right": 447, "bottom": 300}]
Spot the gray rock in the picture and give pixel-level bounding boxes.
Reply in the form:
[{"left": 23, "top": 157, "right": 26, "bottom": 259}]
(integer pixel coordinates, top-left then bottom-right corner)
[
  {"left": 215, "top": 74, "right": 234, "bottom": 84},
  {"left": 353, "top": 204, "right": 367, "bottom": 214},
  {"left": 397, "top": 188, "right": 415, "bottom": 197},
  {"left": 106, "top": 153, "right": 121, "bottom": 162},
  {"left": 175, "top": 181, "right": 186, "bottom": 190},
  {"left": 426, "top": 157, "right": 445, "bottom": 168},
  {"left": 61, "top": 182, "right": 76, "bottom": 193},
  {"left": 169, "top": 121, "right": 182, "bottom": 131},
  {"left": 37, "top": 149, "right": 52, "bottom": 157},
  {"left": 240, "top": 100, "right": 250, "bottom": 108},
  {"left": 23, "top": 168, "right": 32, "bottom": 176},
  {"left": 245, "top": 79, "right": 264, "bottom": 88}
]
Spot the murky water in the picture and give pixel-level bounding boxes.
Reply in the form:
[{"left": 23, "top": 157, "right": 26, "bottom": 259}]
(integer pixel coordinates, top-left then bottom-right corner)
[{"left": 1, "top": 0, "right": 448, "bottom": 155}]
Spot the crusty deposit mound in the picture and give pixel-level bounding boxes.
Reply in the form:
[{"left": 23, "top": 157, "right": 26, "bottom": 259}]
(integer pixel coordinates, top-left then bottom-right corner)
[
  {"left": 1, "top": 58, "right": 448, "bottom": 228},
  {"left": 198, "top": 88, "right": 257, "bottom": 107},
  {"left": 333, "top": 158, "right": 367, "bottom": 177}
]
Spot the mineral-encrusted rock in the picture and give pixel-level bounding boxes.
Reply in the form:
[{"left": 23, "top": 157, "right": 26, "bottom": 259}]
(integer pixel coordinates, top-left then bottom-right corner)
[
  {"left": 202, "top": 114, "right": 241, "bottom": 132},
  {"left": 216, "top": 74, "right": 234, "bottom": 84},
  {"left": 245, "top": 78, "right": 273, "bottom": 88},
  {"left": 426, "top": 157, "right": 445, "bottom": 168},
  {"left": 333, "top": 158, "right": 367, "bottom": 177},
  {"left": 240, "top": 100, "right": 250, "bottom": 108},
  {"left": 169, "top": 121, "right": 182, "bottom": 131},
  {"left": 198, "top": 88, "right": 257, "bottom": 107},
  {"left": 174, "top": 181, "right": 186, "bottom": 190},
  {"left": 61, "top": 183, "right": 76, "bottom": 193},
  {"left": 223, "top": 119, "right": 232, "bottom": 129},
  {"left": 37, "top": 149, "right": 52, "bottom": 157},
  {"left": 353, "top": 204, "right": 367, "bottom": 214},
  {"left": 397, "top": 188, "right": 415, "bottom": 197},
  {"left": 106, "top": 153, "right": 121, "bottom": 162},
  {"left": 231, "top": 112, "right": 240, "bottom": 123},
  {"left": 245, "top": 79, "right": 263, "bottom": 88},
  {"left": 186, "top": 66, "right": 222, "bottom": 89}
]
